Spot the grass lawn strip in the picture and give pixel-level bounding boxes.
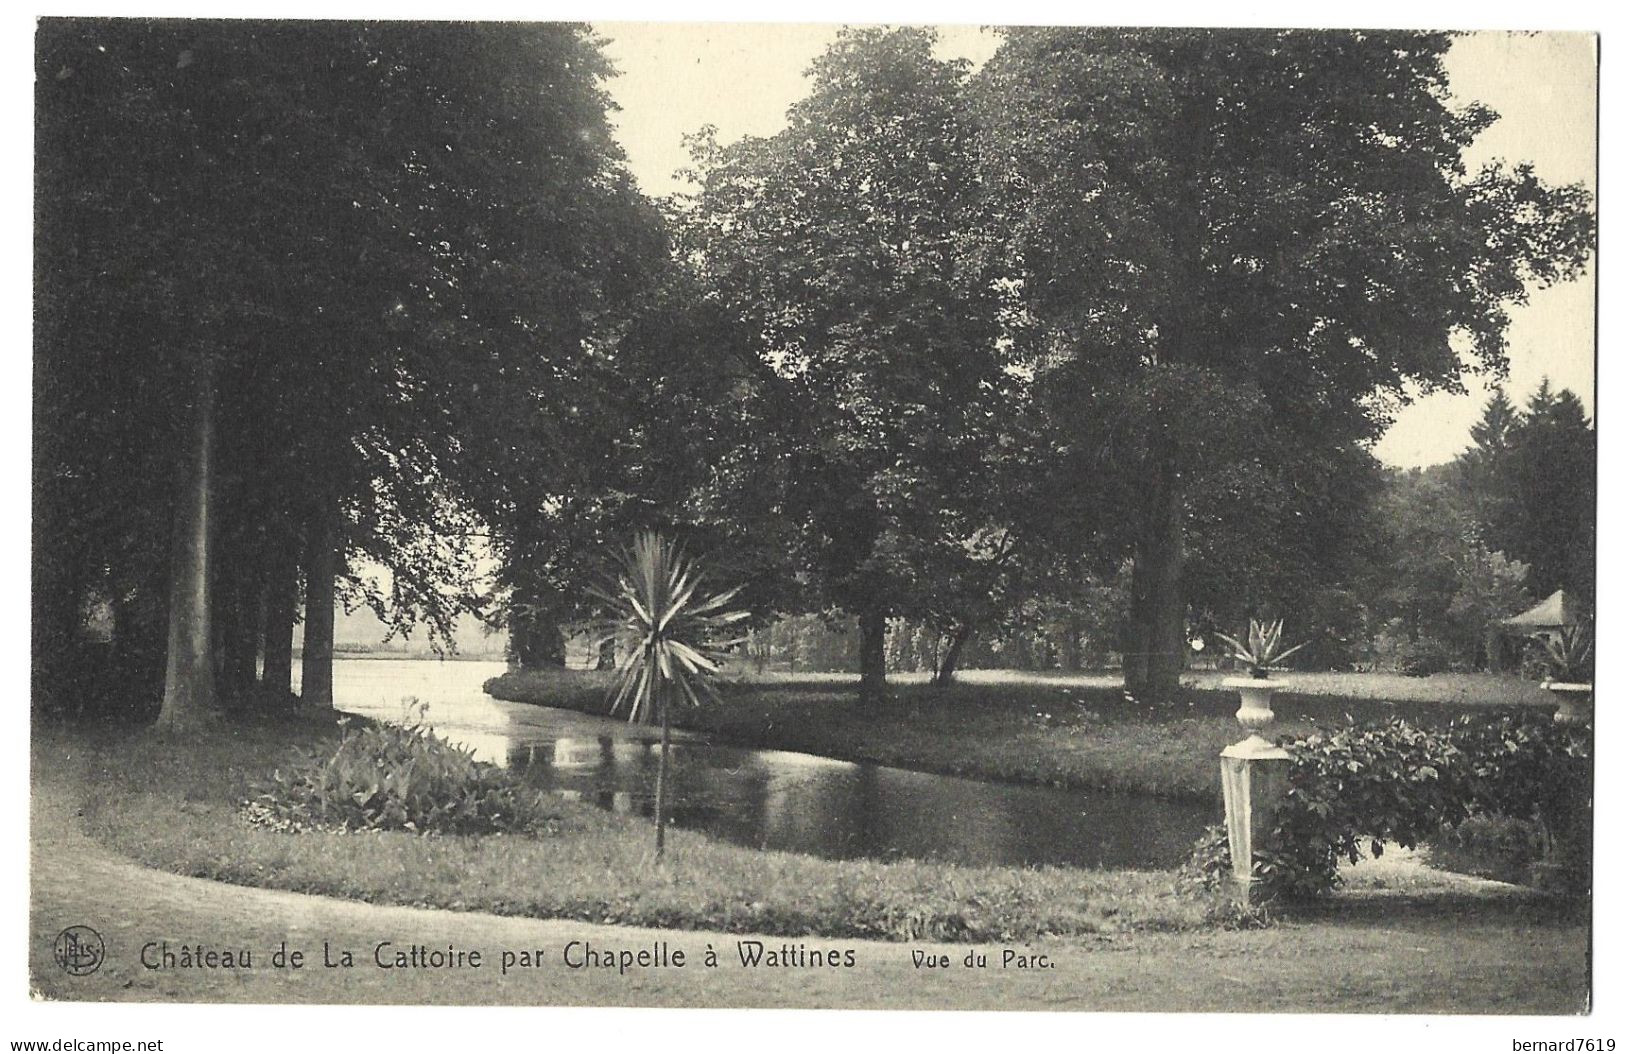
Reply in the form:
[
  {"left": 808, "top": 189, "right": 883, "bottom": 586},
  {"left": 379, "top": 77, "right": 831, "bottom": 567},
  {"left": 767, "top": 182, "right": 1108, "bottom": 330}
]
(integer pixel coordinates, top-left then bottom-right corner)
[
  {"left": 53, "top": 718, "right": 1221, "bottom": 943},
  {"left": 32, "top": 736, "right": 1588, "bottom": 1012},
  {"left": 484, "top": 669, "right": 1544, "bottom": 804}
]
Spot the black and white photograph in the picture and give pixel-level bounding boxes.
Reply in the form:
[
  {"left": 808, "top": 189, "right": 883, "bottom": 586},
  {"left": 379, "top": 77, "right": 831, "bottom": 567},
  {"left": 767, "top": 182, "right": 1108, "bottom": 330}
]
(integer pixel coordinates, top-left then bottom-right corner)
[{"left": 17, "top": 4, "right": 1605, "bottom": 1045}]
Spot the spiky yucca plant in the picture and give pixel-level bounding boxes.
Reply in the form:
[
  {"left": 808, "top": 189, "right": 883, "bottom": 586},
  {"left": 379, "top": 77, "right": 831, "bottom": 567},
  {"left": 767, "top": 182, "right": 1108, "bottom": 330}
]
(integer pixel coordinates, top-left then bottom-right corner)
[
  {"left": 1215, "top": 618, "right": 1307, "bottom": 679},
  {"left": 1543, "top": 621, "right": 1594, "bottom": 684},
  {"left": 589, "top": 531, "right": 748, "bottom": 856}
]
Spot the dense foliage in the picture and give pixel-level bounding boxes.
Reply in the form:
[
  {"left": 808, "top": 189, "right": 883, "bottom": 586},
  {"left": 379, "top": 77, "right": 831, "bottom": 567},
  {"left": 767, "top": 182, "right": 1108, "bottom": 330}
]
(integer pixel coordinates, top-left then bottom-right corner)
[
  {"left": 1459, "top": 383, "right": 1596, "bottom": 601},
  {"left": 1355, "top": 382, "right": 1594, "bottom": 674},
  {"left": 248, "top": 707, "right": 562, "bottom": 835},
  {"left": 35, "top": 23, "right": 1594, "bottom": 733},
  {"left": 974, "top": 28, "right": 1593, "bottom": 698},
  {"left": 1189, "top": 711, "right": 1592, "bottom": 899},
  {"left": 675, "top": 27, "right": 1017, "bottom": 701},
  {"left": 35, "top": 20, "right": 661, "bottom": 722}
]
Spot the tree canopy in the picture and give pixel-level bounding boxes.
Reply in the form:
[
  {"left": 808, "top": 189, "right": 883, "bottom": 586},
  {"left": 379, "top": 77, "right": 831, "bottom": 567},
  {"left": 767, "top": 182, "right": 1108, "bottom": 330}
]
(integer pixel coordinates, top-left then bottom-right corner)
[
  {"left": 675, "top": 27, "right": 1016, "bottom": 701},
  {"left": 34, "top": 22, "right": 1596, "bottom": 724},
  {"left": 972, "top": 28, "right": 1595, "bottom": 696},
  {"left": 35, "top": 19, "right": 659, "bottom": 719}
]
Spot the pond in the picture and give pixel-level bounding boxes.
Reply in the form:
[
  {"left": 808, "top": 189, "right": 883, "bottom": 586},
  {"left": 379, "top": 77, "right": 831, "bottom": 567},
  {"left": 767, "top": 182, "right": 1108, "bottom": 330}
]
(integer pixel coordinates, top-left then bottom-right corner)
[{"left": 315, "top": 658, "right": 1216, "bottom": 870}]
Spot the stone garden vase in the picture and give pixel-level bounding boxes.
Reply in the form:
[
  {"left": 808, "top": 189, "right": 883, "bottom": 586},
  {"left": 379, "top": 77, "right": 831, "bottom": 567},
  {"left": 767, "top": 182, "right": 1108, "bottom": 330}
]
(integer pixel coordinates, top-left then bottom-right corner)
[
  {"left": 1219, "top": 676, "right": 1292, "bottom": 904},
  {"left": 1541, "top": 681, "right": 1593, "bottom": 725},
  {"left": 1222, "top": 676, "right": 1287, "bottom": 736}
]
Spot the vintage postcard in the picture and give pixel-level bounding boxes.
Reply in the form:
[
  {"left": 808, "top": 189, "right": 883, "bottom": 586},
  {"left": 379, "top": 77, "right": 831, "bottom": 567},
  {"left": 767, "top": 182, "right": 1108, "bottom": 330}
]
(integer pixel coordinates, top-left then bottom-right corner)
[{"left": 23, "top": 10, "right": 1601, "bottom": 1047}]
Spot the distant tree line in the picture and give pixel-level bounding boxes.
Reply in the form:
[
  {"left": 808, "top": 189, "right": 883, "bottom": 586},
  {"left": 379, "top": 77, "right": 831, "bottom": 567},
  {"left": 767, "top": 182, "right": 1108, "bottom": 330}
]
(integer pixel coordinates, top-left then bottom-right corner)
[
  {"left": 751, "top": 376, "right": 1599, "bottom": 684},
  {"left": 1349, "top": 380, "right": 1595, "bottom": 675}
]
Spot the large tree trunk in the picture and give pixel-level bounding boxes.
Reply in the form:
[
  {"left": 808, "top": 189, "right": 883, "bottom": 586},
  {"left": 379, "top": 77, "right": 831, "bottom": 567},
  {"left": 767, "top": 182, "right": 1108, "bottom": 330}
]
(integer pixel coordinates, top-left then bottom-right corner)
[
  {"left": 261, "top": 540, "right": 297, "bottom": 698},
  {"left": 932, "top": 625, "right": 973, "bottom": 686},
  {"left": 114, "top": 566, "right": 170, "bottom": 720},
  {"left": 212, "top": 562, "right": 241, "bottom": 704},
  {"left": 300, "top": 509, "right": 338, "bottom": 709},
  {"left": 1123, "top": 579, "right": 1150, "bottom": 692},
  {"left": 215, "top": 547, "right": 260, "bottom": 706},
  {"left": 156, "top": 353, "right": 218, "bottom": 731},
  {"left": 858, "top": 607, "right": 887, "bottom": 705},
  {"left": 1120, "top": 93, "right": 1207, "bottom": 705},
  {"left": 1124, "top": 439, "right": 1187, "bottom": 702}
]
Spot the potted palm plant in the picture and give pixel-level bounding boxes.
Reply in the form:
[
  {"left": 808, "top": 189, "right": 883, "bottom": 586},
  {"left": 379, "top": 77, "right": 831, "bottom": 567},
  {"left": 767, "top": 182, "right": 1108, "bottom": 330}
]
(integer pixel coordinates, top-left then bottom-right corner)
[
  {"left": 1540, "top": 621, "right": 1593, "bottom": 725},
  {"left": 1215, "top": 618, "right": 1307, "bottom": 736},
  {"left": 590, "top": 531, "right": 749, "bottom": 857}
]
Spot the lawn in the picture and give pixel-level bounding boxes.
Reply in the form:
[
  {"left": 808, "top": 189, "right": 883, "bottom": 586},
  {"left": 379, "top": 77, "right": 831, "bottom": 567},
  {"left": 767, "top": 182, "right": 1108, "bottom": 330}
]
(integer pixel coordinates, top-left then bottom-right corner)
[
  {"left": 32, "top": 704, "right": 1591, "bottom": 1013},
  {"left": 45, "top": 715, "right": 1227, "bottom": 942},
  {"left": 483, "top": 667, "right": 1550, "bottom": 804},
  {"left": 959, "top": 666, "right": 1557, "bottom": 706}
]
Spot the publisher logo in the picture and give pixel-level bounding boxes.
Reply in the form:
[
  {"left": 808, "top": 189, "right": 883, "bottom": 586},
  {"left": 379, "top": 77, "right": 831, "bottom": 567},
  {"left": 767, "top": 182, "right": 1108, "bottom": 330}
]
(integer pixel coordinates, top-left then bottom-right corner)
[{"left": 54, "top": 925, "right": 105, "bottom": 976}]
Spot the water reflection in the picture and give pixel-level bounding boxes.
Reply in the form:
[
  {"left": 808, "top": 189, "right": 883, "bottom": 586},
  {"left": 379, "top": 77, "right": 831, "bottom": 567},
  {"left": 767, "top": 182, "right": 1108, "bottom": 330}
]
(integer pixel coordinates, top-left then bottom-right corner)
[{"left": 324, "top": 658, "right": 1215, "bottom": 870}]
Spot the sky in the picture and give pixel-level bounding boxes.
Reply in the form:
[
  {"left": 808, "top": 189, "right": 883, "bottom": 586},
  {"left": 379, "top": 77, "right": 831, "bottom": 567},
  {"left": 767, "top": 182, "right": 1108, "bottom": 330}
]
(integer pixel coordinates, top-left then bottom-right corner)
[{"left": 590, "top": 24, "right": 1597, "bottom": 469}]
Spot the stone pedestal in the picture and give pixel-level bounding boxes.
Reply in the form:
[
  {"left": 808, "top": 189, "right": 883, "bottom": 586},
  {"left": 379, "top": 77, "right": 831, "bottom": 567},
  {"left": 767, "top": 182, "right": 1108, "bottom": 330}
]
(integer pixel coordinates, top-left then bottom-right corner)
[
  {"left": 1220, "top": 735, "right": 1292, "bottom": 905},
  {"left": 1541, "top": 681, "right": 1593, "bottom": 725}
]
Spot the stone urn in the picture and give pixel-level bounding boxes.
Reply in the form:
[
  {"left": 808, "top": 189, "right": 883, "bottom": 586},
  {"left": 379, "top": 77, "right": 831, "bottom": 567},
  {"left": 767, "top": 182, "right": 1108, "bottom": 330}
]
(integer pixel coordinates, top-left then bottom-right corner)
[
  {"left": 1219, "top": 675, "right": 1292, "bottom": 903},
  {"left": 1541, "top": 681, "right": 1593, "bottom": 725},
  {"left": 1222, "top": 676, "right": 1288, "bottom": 753}
]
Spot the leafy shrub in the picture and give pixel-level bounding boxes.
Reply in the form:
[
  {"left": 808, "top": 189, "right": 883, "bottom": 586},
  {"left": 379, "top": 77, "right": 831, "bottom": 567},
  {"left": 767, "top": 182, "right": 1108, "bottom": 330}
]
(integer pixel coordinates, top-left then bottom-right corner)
[
  {"left": 1454, "top": 710, "right": 1593, "bottom": 890},
  {"left": 1259, "top": 719, "right": 1474, "bottom": 897},
  {"left": 1426, "top": 814, "right": 1545, "bottom": 885},
  {"left": 1451, "top": 710, "right": 1591, "bottom": 815},
  {"left": 1393, "top": 636, "right": 1461, "bottom": 677},
  {"left": 1180, "top": 823, "right": 1234, "bottom": 888},
  {"left": 247, "top": 705, "right": 564, "bottom": 836},
  {"left": 1188, "top": 712, "right": 1591, "bottom": 900}
]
